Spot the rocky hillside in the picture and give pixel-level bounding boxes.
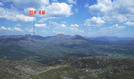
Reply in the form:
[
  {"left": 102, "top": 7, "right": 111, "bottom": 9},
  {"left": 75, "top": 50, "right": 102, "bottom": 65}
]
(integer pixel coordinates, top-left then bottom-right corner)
[{"left": 1, "top": 57, "right": 134, "bottom": 79}]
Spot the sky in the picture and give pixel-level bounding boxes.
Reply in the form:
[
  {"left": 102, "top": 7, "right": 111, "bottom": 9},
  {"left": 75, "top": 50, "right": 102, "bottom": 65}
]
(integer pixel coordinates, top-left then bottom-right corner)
[{"left": 0, "top": 0, "right": 134, "bottom": 37}]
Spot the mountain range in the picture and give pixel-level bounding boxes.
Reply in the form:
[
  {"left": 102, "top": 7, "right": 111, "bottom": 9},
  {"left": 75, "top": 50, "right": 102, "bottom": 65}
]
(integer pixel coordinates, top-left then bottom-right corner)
[{"left": 0, "top": 34, "right": 134, "bottom": 63}]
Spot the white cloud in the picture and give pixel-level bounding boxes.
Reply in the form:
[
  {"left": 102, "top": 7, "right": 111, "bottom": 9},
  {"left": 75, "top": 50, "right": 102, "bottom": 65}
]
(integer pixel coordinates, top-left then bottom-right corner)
[
  {"left": 115, "top": 0, "right": 134, "bottom": 14},
  {"left": 100, "top": 24, "right": 125, "bottom": 32},
  {"left": 70, "top": 24, "right": 79, "bottom": 27},
  {"left": 84, "top": 16, "right": 105, "bottom": 26},
  {"left": 60, "top": 24, "right": 66, "bottom": 28},
  {"left": 88, "top": 0, "right": 134, "bottom": 23},
  {"left": 89, "top": 0, "right": 113, "bottom": 13},
  {"left": 0, "top": 26, "right": 13, "bottom": 31},
  {"left": 89, "top": 0, "right": 134, "bottom": 14},
  {"left": 16, "top": 14, "right": 35, "bottom": 22},
  {"left": 49, "top": 21, "right": 66, "bottom": 28},
  {"left": 1, "top": 0, "right": 73, "bottom": 22},
  {"left": 24, "top": 2, "right": 73, "bottom": 22},
  {"left": 46, "top": 2, "right": 72, "bottom": 17},
  {"left": 69, "top": 24, "right": 83, "bottom": 33},
  {"left": 103, "top": 14, "right": 128, "bottom": 23},
  {"left": 50, "top": 22, "right": 83, "bottom": 35},
  {"left": 35, "top": 23, "right": 46, "bottom": 28},
  {"left": 0, "top": 26, "right": 23, "bottom": 32},
  {"left": 111, "top": 24, "right": 125, "bottom": 29},
  {"left": 67, "top": 0, "right": 77, "bottom": 4},
  {"left": 14, "top": 27, "right": 23, "bottom": 32},
  {"left": 0, "top": 7, "right": 35, "bottom": 22},
  {"left": 33, "top": 2, "right": 73, "bottom": 22},
  {"left": 0, "top": 26, "right": 8, "bottom": 30},
  {"left": 125, "top": 21, "right": 134, "bottom": 26},
  {"left": 40, "top": 0, "right": 50, "bottom": 6},
  {"left": 98, "top": 24, "right": 125, "bottom": 36},
  {"left": 69, "top": 27, "right": 84, "bottom": 33},
  {"left": 38, "top": 17, "right": 57, "bottom": 23}
]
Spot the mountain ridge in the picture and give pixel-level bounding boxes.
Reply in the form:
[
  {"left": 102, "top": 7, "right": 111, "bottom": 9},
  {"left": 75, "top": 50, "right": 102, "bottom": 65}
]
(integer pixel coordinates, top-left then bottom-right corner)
[{"left": 0, "top": 34, "right": 134, "bottom": 63}]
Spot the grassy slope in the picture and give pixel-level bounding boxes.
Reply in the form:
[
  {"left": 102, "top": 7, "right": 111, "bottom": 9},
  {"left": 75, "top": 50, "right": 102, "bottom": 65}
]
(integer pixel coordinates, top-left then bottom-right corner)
[
  {"left": 1, "top": 57, "right": 134, "bottom": 79},
  {"left": 32, "top": 66, "right": 99, "bottom": 79}
]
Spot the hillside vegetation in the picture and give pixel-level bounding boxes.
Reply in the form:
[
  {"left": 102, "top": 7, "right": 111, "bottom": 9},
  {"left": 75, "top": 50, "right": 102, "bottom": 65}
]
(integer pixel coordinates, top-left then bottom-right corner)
[
  {"left": 0, "top": 34, "right": 134, "bottom": 63},
  {"left": 0, "top": 57, "right": 134, "bottom": 79}
]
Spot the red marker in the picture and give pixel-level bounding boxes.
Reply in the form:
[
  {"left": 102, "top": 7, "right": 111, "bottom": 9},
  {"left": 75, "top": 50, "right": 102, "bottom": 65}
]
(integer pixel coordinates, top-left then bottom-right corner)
[
  {"left": 39, "top": 10, "right": 41, "bottom": 15},
  {"left": 29, "top": 10, "right": 45, "bottom": 15},
  {"left": 42, "top": 10, "right": 45, "bottom": 15},
  {"left": 34, "top": 10, "right": 36, "bottom": 15},
  {"left": 29, "top": 10, "right": 33, "bottom": 15}
]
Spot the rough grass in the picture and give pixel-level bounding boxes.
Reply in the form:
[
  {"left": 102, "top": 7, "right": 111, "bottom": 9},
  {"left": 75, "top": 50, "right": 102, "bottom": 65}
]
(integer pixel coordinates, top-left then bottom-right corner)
[{"left": 32, "top": 66, "right": 100, "bottom": 79}]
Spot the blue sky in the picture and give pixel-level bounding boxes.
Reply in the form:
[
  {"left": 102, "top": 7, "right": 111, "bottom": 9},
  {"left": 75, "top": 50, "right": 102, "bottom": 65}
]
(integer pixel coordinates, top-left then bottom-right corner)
[{"left": 0, "top": 0, "right": 134, "bottom": 37}]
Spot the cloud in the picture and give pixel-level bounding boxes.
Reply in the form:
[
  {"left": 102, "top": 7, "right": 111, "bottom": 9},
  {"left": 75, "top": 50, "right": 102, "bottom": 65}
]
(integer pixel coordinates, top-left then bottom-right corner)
[
  {"left": 97, "top": 24, "right": 125, "bottom": 36},
  {"left": 16, "top": 14, "right": 35, "bottom": 22},
  {"left": 115, "top": 0, "right": 134, "bottom": 15},
  {"left": 125, "top": 21, "right": 134, "bottom": 26},
  {"left": 24, "top": 2, "right": 73, "bottom": 23},
  {"left": 69, "top": 27, "right": 84, "bottom": 33},
  {"left": 24, "top": 2, "right": 73, "bottom": 22},
  {"left": 35, "top": 23, "right": 46, "bottom": 28},
  {"left": 49, "top": 21, "right": 66, "bottom": 28},
  {"left": 102, "top": 14, "right": 128, "bottom": 23},
  {"left": 70, "top": 24, "right": 79, "bottom": 27},
  {"left": 67, "top": 0, "right": 77, "bottom": 4},
  {"left": 89, "top": 0, "right": 113, "bottom": 13},
  {"left": 88, "top": 0, "right": 134, "bottom": 23},
  {"left": 69, "top": 24, "right": 83, "bottom": 33},
  {"left": 40, "top": 0, "right": 50, "bottom": 6},
  {"left": 84, "top": 16, "right": 105, "bottom": 26},
  {"left": 89, "top": 0, "right": 134, "bottom": 15},
  {"left": 110, "top": 24, "right": 125, "bottom": 29},
  {"left": 38, "top": 17, "right": 57, "bottom": 23},
  {"left": 51, "top": 22, "right": 67, "bottom": 34},
  {"left": 0, "top": 26, "right": 23, "bottom": 32},
  {"left": 0, "top": 7, "right": 35, "bottom": 22},
  {"left": 1, "top": 0, "right": 73, "bottom": 22},
  {"left": 100, "top": 24, "right": 125, "bottom": 33},
  {"left": 0, "top": 26, "right": 10, "bottom": 30},
  {"left": 45, "top": 2, "right": 72, "bottom": 17},
  {"left": 14, "top": 27, "right": 23, "bottom": 32},
  {"left": 49, "top": 22, "right": 83, "bottom": 35}
]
